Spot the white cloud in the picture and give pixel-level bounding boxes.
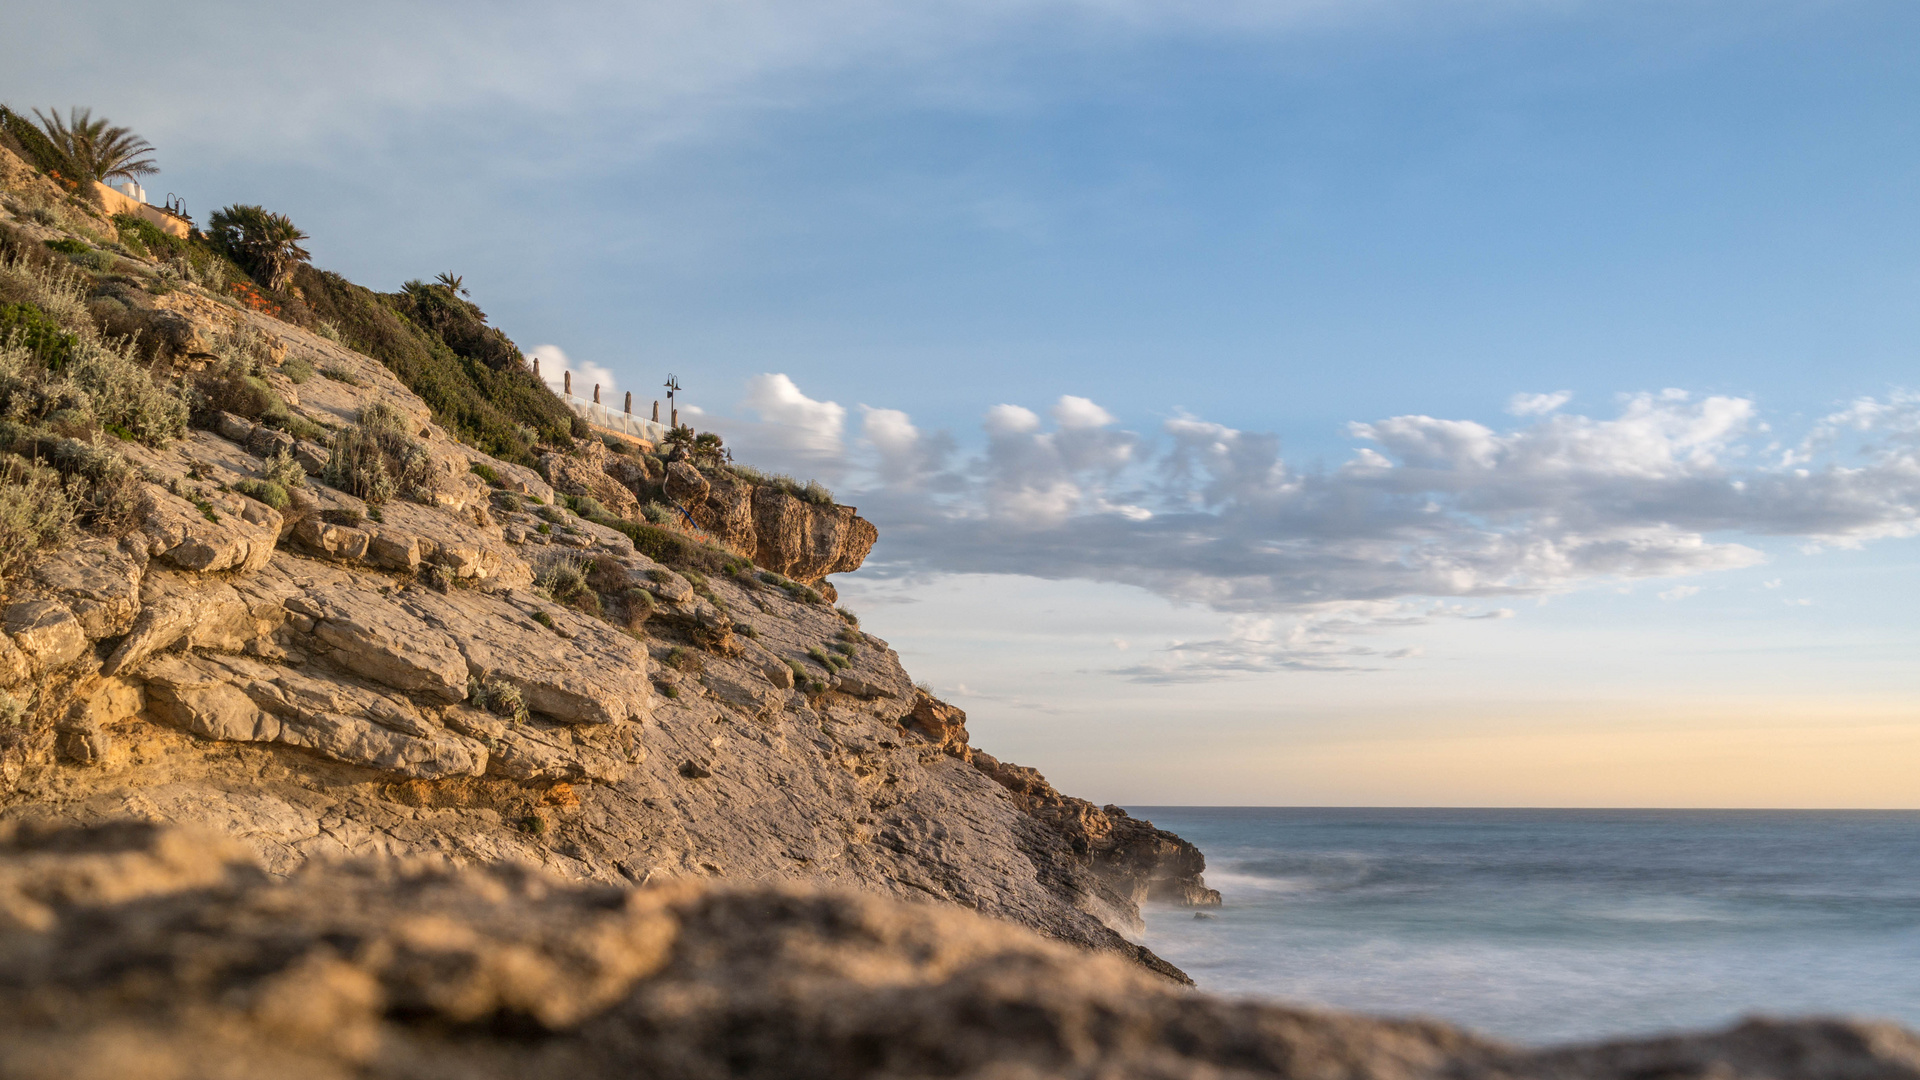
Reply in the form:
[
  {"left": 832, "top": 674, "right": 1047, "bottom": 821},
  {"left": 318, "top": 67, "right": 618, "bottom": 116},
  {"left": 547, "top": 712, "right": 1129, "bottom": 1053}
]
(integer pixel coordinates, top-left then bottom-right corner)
[
  {"left": 739, "top": 373, "right": 846, "bottom": 456},
  {"left": 1052, "top": 395, "right": 1117, "bottom": 429},
  {"left": 1508, "top": 390, "right": 1572, "bottom": 416},
  {"left": 660, "top": 375, "right": 1920, "bottom": 678},
  {"left": 1763, "top": 578, "right": 1782, "bottom": 589},
  {"left": 526, "top": 344, "right": 617, "bottom": 401},
  {"left": 985, "top": 404, "right": 1042, "bottom": 435}
]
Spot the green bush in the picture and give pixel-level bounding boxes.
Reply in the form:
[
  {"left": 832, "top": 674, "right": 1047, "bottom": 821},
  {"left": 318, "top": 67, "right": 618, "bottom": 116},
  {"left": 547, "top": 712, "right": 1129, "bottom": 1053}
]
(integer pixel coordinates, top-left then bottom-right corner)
[
  {"left": 282, "top": 355, "right": 313, "bottom": 383},
  {"left": 322, "top": 402, "right": 434, "bottom": 505},
  {"left": 641, "top": 501, "right": 672, "bottom": 525},
  {"left": 43, "top": 239, "right": 89, "bottom": 256},
  {"left": 536, "top": 554, "right": 593, "bottom": 606},
  {"left": 232, "top": 478, "right": 289, "bottom": 509},
  {"left": 319, "top": 363, "right": 365, "bottom": 386},
  {"left": 261, "top": 446, "right": 306, "bottom": 489},
  {"left": 836, "top": 607, "right": 859, "bottom": 626},
  {"left": 566, "top": 492, "right": 608, "bottom": 520},
  {"left": 0, "top": 455, "right": 71, "bottom": 581},
  {"left": 469, "top": 461, "right": 501, "bottom": 487},
  {"left": 294, "top": 266, "right": 572, "bottom": 465},
  {"left": 0, "top": 301, "right": 76, "bottom": 369}
]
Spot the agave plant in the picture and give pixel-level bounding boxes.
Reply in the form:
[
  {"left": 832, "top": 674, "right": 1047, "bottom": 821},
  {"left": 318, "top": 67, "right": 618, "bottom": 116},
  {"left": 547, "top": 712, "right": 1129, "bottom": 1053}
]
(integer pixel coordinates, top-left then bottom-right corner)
[
  {"left": 31, "top": 107, "right": 158, "bottom": 184},
  {"left": 208, "top": 205, "right": 311, "bottom": 292}
]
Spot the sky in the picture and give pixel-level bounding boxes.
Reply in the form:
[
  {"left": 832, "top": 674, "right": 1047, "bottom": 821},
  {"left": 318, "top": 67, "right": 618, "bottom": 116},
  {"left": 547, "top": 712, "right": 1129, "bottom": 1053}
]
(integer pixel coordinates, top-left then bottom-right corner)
[{"left": 8, "top": 0, "right": 1919, "bottom": 806}]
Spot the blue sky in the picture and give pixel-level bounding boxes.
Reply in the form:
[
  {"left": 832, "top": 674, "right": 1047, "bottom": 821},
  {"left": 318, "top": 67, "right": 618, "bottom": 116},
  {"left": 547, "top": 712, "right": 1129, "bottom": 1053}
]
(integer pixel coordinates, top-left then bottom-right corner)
[{"left": 11, "top": 0, "right": 1919, "bottom": 804}]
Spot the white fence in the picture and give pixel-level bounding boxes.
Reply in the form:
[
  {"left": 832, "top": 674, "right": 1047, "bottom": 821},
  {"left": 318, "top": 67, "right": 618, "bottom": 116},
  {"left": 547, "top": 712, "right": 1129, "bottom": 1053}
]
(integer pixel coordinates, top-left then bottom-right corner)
[{"left": 559, "top": 392, "right": 670, "bottom": 443}]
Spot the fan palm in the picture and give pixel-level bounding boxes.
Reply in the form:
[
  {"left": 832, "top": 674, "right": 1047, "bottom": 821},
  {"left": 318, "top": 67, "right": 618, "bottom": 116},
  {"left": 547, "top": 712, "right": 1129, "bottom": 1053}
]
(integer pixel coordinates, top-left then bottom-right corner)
[
  {"left": 433, "top": 272, "right": 468, "bottom": 296},
  {"left": 208, "top": 205, "right": 311, "bottom": 292},
  {"left": 32, "top": 107, "right": 158, "bottom": 184}
]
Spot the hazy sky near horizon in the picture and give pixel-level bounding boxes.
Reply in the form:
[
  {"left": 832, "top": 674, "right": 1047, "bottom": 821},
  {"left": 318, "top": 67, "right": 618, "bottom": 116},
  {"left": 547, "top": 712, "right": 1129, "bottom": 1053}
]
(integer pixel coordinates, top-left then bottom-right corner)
[{"left": 9, "top": 0, "right": 1919, "bottom": 806}]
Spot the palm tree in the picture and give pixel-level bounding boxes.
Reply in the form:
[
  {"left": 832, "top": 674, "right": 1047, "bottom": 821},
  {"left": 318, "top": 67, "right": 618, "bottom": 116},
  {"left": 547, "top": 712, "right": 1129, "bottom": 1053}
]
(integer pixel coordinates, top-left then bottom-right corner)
[
  {"left": 433, "top": 272, "right": 468, "bottom": 296},
  {"left": 32, "top": 107, "right": 157, "bottom": 184},
  {"left": 208, "top": 205, "right": 311, "bottom": 292}
]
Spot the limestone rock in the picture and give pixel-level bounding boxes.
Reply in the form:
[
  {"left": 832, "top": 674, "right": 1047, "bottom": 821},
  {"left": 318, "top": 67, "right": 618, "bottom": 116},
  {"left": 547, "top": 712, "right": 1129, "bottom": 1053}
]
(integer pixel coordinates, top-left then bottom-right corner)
[
  {"left": 402, "top": 588, "right": 654, "bottom": 726},
  {"left": 901, "top": 688, "right": 971, "bottom": 762},
  {"left": 290, "top": 583, "right": 470, "bottom": 702},
  {"left": 294, "top": 438, "right": 331, "bottom": 475},
  {"left": 0, "top": 822, "right": 1913, "bottom": 1080},
  {"left": 3, "top": 601, "right": 88, "bottom": 672},
  {"left": 141, "top": 652, "right": 487, "bottom": 779},
  {"left": 136, "top": 483, "right": 281, "bottom": 574},
  {"left": 545, "top": 440, "right": 643, "bottom": 519},
  {"left": 663, "top": 459, "right": 710, "bottom": 504},
  {"left": 974, "top": 750, "right": 1223, "bottom": 908},
  {"left": 24, "top": 538, "right": 144, "bottom": 640}
]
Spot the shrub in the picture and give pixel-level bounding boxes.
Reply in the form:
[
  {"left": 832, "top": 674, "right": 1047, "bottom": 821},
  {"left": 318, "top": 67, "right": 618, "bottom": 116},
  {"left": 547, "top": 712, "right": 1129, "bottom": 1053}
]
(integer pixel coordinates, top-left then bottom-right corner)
[
  {"left": 232, "top": 478, "right": 288, "bottom": 509},
  {"left": 0, "top": 455, "right": 71, "bottom": 581},
  {"left": 664, "top": 646, "right": 703, "bottom": 674},
  {"left": 282, "top": 355, "right": 313, "bottom": 383},
  {"left": 321, "top": 402, "right": 434, "bottom": 505},
  {"left": 43, "top": 238, "right": 89, "bottom": 257},
  {"left": 294, "top": 266, "right": 572, "bottom": 465},
  {"left": 566, "top": 493, "right": 608, "bottom": 520},
  {"left": 641, "top": 501, "right": 672, "bottom": 525},
  {"left": 836, "top": 607, "right": 859, "bottom": 626},
  {"left": 469, "top": 461, "right": 501, "bottom": 487},
  {"left": 536, "top": 554, "right": 593, "bottom": 606},
  {"left": 467, "top": 676, "right": 529, "bottom": 723},
  {"left": 261, "top": 446, "right": 306, "bottom": 490},
  {"left": 319, "top": 363, "right": 365, "bottom": 386},
  {"left": 0, "top": 301, "right": 76, "bottom": 369}
]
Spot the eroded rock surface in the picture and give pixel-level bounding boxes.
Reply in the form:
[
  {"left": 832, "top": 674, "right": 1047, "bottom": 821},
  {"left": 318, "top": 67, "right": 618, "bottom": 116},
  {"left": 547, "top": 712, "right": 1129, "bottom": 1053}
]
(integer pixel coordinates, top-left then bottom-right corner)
[
  {"left": 0, "top": 288, "right": 1208, "bottom": 982},
  {"left": 2, "top": 822, "right": 1916, "bottom": 1080}
]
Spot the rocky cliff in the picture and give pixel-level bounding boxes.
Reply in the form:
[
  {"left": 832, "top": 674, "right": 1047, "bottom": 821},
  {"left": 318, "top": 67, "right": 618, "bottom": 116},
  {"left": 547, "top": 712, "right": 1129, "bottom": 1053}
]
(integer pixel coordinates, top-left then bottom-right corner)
[
  {"left": 0, "top": 147, "right": 1215, "bottom": 987},
  {"left": 4, "top": 820, "right": 1916, "bottom": 1080}
]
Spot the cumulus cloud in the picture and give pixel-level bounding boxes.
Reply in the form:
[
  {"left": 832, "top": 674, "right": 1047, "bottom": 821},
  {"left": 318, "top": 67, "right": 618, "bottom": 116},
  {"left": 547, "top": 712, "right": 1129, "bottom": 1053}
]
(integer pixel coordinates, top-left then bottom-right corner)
[
  {"left": 694, "top": 376, "right": 1920, "bottom": 678},
  {"left": 526, "top": 344, "right": 617, "bottom": 401},
  {"left": 1508, "top": 391, "right": 1572, "bottom": 416}
]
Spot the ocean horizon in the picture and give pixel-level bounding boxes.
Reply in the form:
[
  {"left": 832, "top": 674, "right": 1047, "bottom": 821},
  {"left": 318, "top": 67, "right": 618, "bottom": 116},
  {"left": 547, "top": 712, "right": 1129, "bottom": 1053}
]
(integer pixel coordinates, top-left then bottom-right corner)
[{"left": 1128, "top": 807, "right": 1920, "bottom": 1045}]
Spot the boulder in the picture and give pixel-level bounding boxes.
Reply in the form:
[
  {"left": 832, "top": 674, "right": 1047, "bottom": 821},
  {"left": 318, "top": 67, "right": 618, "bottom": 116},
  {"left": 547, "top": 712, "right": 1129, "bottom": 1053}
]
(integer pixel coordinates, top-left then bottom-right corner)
[
  {"left": 24, "top": 538, "right": 144, "bottom": 640},
  {"left": 3, "top": 601, "right": 89, "bottom": 671},
  {"left": 137, "top": 484, "right": 281, "bottom": 575},
  {"left": 663, "top": 459, "right": 710, "bottom": 504}
]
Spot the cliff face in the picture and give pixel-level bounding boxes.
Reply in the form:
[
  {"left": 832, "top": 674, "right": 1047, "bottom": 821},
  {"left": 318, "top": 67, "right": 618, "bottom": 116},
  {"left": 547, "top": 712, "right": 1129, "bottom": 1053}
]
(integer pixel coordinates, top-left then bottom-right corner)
[
  {"left": 4, "top": 821, "right": 1915, "bottom": 1080},
  {"left": 545, "top": 444, "right": 877, "bottom": 597},
  {"left": 0, "top": 179, "right": 1213, "bottom": 982}
]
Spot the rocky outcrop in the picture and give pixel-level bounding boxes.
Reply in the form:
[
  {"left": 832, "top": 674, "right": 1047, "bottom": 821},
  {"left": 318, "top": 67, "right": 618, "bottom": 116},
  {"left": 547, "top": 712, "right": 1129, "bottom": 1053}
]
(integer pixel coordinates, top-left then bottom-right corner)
[
  {"left": 1, "top": 821, "right": 1914, "bottom": 1080},
  {"left": 0, "top": 181, "right": 1217, "bottom": 988},
  {"left": 973, "top": 748, "right": 1223, "bottom": 908}
]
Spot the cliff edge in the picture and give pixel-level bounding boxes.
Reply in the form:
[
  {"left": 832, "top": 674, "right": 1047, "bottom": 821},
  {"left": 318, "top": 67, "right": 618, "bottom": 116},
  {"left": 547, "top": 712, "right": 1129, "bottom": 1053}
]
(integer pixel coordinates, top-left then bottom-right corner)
[{"left": 0, "top": 139, "right": 1214, "bottom": 982}]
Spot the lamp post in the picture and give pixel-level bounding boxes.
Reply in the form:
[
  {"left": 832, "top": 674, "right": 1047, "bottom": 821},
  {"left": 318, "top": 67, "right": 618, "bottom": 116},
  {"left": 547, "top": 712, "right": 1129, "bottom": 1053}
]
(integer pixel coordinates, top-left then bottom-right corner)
[{"left": 664, "top": 375, "right": 681, "bottom": 431}]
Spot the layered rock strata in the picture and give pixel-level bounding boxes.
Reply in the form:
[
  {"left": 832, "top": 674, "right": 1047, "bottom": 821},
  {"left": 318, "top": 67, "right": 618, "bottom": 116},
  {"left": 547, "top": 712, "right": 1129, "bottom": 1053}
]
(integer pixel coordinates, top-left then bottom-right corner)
[
  {"left": 2, "top": 821, "right": 1915, "bottom": 1080},
  {"left": 0, "top": 271, "right": 1212, "bottom": 977}
]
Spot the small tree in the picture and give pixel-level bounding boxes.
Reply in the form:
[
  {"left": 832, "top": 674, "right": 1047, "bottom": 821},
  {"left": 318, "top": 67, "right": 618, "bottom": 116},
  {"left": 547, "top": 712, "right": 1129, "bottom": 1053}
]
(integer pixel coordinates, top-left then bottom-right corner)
[
  {"left": 208, "top": 205, "right": 311, "bottom": 292},
  {"left": 32, "top": 107, "right": 157, "bottom": 184}
]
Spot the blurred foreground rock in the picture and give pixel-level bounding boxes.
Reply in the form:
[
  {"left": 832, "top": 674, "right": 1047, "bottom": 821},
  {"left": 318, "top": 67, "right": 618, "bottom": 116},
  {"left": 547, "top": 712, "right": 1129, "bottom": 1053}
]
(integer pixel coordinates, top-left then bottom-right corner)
[{"left": 2, "top": 821, "right": 1916, "bottom": 1080}]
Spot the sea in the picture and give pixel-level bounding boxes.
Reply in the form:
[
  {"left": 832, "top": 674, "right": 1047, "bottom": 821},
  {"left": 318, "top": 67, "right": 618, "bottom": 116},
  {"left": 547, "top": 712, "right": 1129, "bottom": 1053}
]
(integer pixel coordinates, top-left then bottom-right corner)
[{"left": 1128, "top": 808, "right": 1920, "bottom": 1045}]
